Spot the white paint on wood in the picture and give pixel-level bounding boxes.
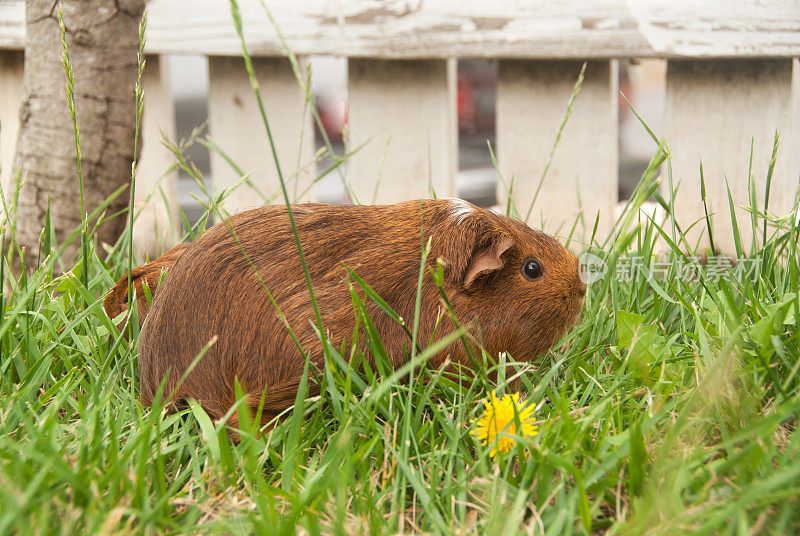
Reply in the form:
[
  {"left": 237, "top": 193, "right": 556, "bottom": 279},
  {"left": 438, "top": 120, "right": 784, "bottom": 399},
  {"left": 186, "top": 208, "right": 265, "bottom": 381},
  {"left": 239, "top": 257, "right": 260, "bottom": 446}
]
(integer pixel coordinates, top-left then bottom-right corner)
[
  {"left": 135, "top": 54, "right": 178, "bottom": 257},
  {"left": 0, "top": 3, "right": 24, "bottom": 50},
  {"left": 665, "top": 59, "right": 796, "bottom": 253},
  {"left": 496, "top": 60, "right": 618, "bottom": 239},
  {"left": 0, "top": 50, "right": 23, "bottom": 203},
  {"left": 207, "top": 56, "right": 314, "bottom": 213},
  {"left": 347, "top": 58, "right": 455, "bottom": 203},
  {"left": 4, "top": 1, "right": 800, "bottom": 58}
]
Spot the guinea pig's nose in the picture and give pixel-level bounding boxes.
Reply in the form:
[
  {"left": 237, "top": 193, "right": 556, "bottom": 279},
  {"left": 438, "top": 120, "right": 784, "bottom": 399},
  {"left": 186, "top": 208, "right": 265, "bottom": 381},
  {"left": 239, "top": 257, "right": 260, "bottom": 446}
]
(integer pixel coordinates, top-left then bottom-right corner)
[{"left": 573, "top": 254, "right": 587, "bottom": 297}]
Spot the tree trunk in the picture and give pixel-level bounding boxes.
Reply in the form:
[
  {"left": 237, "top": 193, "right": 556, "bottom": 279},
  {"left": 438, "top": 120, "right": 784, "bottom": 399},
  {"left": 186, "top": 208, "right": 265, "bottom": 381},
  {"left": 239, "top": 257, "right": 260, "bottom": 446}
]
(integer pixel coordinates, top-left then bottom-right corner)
[{"left": 12, "top": 0, "right": 145, "bottom": 263}]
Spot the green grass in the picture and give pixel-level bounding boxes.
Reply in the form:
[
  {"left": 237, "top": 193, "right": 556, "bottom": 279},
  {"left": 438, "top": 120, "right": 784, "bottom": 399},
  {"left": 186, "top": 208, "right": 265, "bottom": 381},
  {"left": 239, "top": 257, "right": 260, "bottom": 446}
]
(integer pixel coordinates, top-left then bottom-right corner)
[
  {"left": 2, "top": 4, "right": 800, "bottom": 535},
  {"left": 2, "top": 149, "right": 799, "bottom": 535}
]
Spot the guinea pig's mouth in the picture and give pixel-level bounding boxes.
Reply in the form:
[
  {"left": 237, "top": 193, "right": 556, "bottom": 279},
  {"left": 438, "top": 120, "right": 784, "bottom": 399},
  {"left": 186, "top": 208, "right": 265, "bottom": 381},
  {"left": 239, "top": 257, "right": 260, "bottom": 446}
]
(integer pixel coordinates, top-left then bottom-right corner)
[
  {"left": 565, "top": 294, "right": 585, "bottom": 327},
  {"left": 571, "top": 299, "right": 584, "bottom": 325}
]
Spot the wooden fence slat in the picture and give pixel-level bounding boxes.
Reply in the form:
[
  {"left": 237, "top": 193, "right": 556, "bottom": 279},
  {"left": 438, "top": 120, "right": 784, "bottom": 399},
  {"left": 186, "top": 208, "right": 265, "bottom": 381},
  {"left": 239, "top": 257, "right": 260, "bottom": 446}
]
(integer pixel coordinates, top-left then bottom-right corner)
[
  {"left": 347, "top": 58, "right": 456, "bottom": 203},
  {"left": 794, "top": 58, "right": 800, "bottom": 199},
  {"left": 208, "top": 56, "right": 314, "bottom": 213},
  {"left": 0, "top": 50, "right": 24, "bottom": 199},
  {"left": 135, "top": 54, "right": 178, "bottom": 256},
  {"left": 665, "top": 59, "right": 796, "bottom": 253},
  {"left": 496, "top": 60, "right": 618, "bottom": 239}
]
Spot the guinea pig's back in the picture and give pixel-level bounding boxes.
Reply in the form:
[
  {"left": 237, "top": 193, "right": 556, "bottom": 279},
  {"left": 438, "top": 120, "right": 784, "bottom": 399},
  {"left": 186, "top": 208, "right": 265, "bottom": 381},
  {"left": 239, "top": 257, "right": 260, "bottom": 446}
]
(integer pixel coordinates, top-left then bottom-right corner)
[
  {"left": 137, "top": 203, "right": 422, "bottom": 409},
  {"left": 138, "top": 205, "right": 289, "bottom": 407}
]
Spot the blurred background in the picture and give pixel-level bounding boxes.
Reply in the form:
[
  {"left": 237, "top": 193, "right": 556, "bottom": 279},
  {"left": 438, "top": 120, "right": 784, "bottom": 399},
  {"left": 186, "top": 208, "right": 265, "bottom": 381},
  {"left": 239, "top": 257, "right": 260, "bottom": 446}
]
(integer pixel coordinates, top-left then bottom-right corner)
[
  {"left": 2, "top": 0, "right": 796, "bottom": 256},
  {"left": 170, "top": 56, "right": 665, "bottom": 224}
]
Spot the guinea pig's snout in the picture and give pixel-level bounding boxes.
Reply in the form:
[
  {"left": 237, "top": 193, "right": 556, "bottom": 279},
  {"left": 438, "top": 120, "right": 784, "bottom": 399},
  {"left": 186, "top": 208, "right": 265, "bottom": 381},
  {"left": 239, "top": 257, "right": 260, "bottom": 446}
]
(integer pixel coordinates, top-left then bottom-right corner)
[{"left": 573, "top": 254, "right": 587, "bottom": 299}]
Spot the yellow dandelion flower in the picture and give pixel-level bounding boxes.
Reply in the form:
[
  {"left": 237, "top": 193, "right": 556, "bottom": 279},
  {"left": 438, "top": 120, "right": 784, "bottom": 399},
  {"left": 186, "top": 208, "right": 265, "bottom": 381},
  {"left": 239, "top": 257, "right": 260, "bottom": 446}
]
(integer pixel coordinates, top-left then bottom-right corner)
[{"left": 471, "top": 391, "right": 538, "bottom": 458}]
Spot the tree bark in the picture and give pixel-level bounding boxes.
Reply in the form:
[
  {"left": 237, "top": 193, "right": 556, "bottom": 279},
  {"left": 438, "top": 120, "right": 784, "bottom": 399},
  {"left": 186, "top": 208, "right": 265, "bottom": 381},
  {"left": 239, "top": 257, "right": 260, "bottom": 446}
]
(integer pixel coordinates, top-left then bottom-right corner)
[{"left": 12, "top": 0, "right": 145, "bottom": 262}]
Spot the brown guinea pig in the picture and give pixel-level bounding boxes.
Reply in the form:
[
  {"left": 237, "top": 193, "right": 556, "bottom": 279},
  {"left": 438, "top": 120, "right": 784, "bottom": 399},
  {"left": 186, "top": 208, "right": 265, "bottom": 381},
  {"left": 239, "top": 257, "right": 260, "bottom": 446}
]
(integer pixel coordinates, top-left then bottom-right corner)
[
  {"left": 138, "top": 199, "right": 585, "bottom": 428},
  {"left": 104, "top": 242, "right": 189, "bottom": 331}
]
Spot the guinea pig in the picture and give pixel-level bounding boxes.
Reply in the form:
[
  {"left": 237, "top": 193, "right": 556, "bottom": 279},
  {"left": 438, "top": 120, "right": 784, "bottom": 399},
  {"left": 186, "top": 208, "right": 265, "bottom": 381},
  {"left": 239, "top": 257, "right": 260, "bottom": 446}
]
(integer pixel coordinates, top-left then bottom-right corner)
[
  {"left": 104, "top": 242, "right": 189, "bottom": 331},
  {"left": 138, "top": 199, "right": 585, "bottom": 429}
]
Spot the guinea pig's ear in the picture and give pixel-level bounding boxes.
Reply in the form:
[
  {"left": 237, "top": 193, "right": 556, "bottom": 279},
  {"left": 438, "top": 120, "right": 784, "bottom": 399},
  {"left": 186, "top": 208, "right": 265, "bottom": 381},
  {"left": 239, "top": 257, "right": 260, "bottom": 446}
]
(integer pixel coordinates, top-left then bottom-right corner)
[{"left": 463, "top": 235, "right": 514, "bottom": 288}]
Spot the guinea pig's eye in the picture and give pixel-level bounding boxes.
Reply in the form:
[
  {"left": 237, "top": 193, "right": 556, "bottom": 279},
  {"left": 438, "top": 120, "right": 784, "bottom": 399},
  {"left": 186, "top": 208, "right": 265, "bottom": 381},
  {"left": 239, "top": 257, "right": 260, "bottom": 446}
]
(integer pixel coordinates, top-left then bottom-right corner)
[{"left": 522, "top": 259, "right": 544, "bottom": 281}]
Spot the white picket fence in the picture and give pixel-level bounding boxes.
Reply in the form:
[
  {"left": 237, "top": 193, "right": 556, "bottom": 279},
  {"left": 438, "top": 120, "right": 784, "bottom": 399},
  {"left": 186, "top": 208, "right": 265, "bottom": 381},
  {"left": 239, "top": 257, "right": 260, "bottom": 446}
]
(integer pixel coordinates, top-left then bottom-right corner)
[{"left": 1, "top": 0, "right": 799, "bottom": 254}]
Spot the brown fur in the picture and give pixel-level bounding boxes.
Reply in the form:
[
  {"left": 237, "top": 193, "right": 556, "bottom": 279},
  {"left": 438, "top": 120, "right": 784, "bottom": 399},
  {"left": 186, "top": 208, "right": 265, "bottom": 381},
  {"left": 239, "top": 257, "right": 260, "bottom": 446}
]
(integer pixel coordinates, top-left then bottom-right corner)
[
  {"left": 137, "top": 200, "right": 586, "bottom": 430},
  {"left": 103, "top": 243, "right": 190, "bottom": 331}
]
